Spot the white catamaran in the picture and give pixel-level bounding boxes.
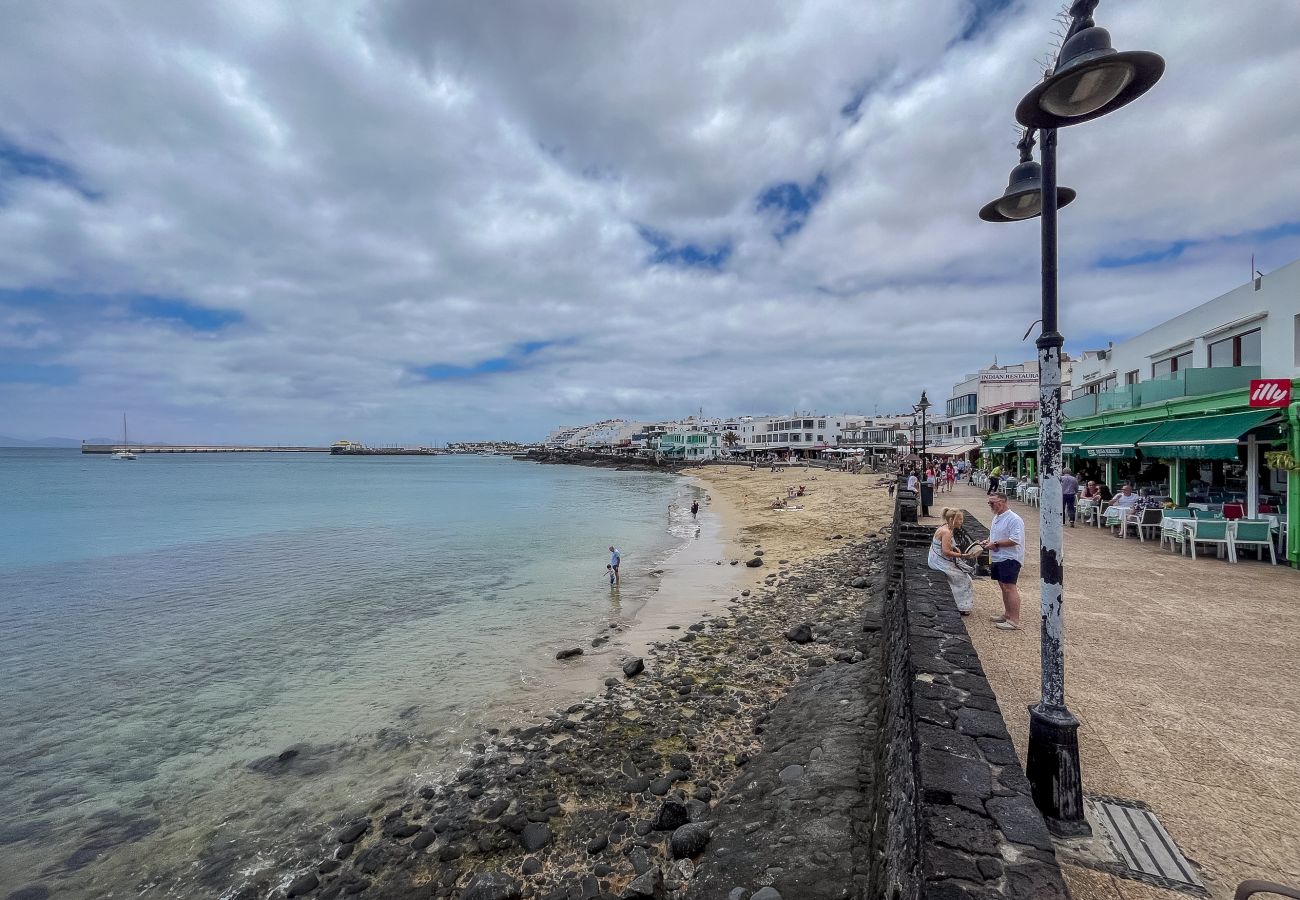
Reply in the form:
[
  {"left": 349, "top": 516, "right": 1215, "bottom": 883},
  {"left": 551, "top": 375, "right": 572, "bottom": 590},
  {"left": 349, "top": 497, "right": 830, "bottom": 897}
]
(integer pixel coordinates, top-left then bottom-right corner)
[{"left": 111, "top": 414, "right": 137, "bottom": 460}]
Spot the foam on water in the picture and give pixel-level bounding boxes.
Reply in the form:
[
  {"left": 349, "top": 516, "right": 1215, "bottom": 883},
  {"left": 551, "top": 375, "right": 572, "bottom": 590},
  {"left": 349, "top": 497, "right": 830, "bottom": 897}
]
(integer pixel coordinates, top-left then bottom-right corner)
[{"left": 0, "top": 450, "right": 707, "bottom": 897}]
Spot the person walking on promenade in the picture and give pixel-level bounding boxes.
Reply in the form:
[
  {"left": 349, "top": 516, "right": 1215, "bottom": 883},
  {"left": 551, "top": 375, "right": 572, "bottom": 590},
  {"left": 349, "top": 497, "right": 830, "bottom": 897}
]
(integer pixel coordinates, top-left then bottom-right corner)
[
  {"left": 981, "top": 494, "right": 1024, "bottom": 630},
  {"left": 987, "top": 463, "right": 1002, "bottom": 495},
  {"left": 608, "top": 545, "right": 621, "bottom": 585},
  {"left": 928, "top": 508, "right": 975, "bottom": 616},
  {"left": 1060, "top": 469, "right": 1078, "bottom": 527}
]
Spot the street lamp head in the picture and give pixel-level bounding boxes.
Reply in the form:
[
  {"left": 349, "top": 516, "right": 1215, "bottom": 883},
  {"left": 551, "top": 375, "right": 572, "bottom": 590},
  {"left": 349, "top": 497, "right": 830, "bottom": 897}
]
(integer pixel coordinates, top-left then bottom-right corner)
[
  {"left": 1016, "top": 26, "right": 1164, "bottom": 129},
  {"left": 979, "top": 158, "right": 1077, "bottom": 222},
  {"left": 916, "top": 391, "right": 931, "bottom": 414}
]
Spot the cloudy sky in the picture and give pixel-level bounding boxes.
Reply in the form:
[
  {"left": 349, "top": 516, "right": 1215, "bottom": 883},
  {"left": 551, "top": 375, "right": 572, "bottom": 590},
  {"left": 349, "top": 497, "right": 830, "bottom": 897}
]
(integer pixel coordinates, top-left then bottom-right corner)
[{"left": 2, "top": 0, "right": 1297, "bottom": 443}]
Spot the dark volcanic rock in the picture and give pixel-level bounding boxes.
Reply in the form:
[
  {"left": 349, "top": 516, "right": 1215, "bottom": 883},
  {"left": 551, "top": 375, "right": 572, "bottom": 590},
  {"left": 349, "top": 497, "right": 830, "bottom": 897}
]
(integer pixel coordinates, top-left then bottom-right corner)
[
  {"left": 285, "top": 873, "right": 319, "bottom": 897},
  {"left": 784, "top": 623, "right": 813, "bottom": 644},
  {"left": 669, "top": 822, "right": 711, "bottom": 859},
  {"left": 745, "top": 557, "right": 764, "bottom": 568},
  {"left": 622, "top": 657, "right": 645, "bottom": 678},
  {"left": 556, "top": 647, "right": 584, "bottom": 660},
  {"left": 335, "top": 821, "right": 369, "bottom": 844},
  {"left": 383, "top": 819, "right": 420, "bottom": 839},
  {"left": 411, "top": 830, "right": 436, "bottom": 851},
  {"left": 586, "top": 833, "right": 609, "bottom": 854},
  {"left": 6, "top": 888, "right": 51, "bottom": 900},
  {"left": 519, "top": 822, "right": 552, "bottom": 851},
  {"left": 463, "top": 871, "right": 522, "bottom": 900},
  {"left": 521, "top": 857, "right": 542, "bottom": 876},
  {"left": 850, "top": 576, "right": 869, "bottom": 588},
  {"left": 623, "top": 865, "right": 663, "bottom": 898},
  {"left": 651, "top": 800, "right": 690, "bottom": 832}
]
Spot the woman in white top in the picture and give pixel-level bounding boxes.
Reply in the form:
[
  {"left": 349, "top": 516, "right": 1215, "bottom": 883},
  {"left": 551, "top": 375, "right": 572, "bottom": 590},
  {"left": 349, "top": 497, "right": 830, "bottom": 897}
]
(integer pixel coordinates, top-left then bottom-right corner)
[{"left": 927, "top": 507, "right": 975, "bottom": 615}]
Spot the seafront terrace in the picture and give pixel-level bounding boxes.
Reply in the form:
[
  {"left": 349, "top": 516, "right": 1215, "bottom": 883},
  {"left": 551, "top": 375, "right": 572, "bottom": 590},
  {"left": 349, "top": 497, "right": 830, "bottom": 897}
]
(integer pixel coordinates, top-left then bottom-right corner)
[{"left": 932, "top": 481, "right": 1299, "bottom": 898}]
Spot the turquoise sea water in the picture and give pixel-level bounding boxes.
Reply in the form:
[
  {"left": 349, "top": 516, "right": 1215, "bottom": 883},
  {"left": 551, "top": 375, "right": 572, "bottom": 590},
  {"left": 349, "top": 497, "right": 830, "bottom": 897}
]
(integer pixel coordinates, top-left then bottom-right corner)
[{"left": 0, "top": 450, "right": 705, "bottom": 898}]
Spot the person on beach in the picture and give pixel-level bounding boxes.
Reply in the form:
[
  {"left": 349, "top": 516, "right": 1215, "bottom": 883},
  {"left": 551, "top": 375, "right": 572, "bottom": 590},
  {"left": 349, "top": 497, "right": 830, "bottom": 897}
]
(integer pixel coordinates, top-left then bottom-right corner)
[
  {"left": 981, "top": 494, "right": 1024, "bottom": 630},
  {"left": 608, "top": 545, "right": 621, "bottom": 584},
  {"left": 928, "top": 507, "right": 975, "bottom": 615},
  {"left": 691, "top": 500, "right": 699, "bottom": 517}
]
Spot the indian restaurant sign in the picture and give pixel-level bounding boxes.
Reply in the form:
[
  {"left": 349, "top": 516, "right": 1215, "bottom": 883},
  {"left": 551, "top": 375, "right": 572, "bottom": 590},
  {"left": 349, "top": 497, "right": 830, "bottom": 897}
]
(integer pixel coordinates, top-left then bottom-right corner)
[
  {"left": 1249, "top": 379, "right": 1291, "bottom": 407},
  {"left": 980, "top": 372, "right": 1038, "bottom": 383}
]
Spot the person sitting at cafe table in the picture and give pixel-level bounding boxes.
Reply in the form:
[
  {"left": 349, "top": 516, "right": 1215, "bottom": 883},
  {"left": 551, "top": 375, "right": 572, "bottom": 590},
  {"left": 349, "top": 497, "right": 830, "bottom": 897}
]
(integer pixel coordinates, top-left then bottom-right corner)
[{"left": 1110, "top": 484, "right": 1140, "bottom": 510}]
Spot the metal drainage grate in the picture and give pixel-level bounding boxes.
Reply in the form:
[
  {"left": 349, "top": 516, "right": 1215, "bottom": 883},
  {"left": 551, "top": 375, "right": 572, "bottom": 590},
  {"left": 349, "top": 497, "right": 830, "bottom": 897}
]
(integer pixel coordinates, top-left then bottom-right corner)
[{"left": 1087, "top": 795, "right": 1206, "bottom": 895}]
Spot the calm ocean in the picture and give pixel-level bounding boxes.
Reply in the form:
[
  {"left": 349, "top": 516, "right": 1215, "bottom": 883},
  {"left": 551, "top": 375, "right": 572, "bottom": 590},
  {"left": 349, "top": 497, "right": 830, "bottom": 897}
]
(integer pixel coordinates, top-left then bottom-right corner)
[{"left": 0, "top": 449, "right": 706, "bottom": 898}]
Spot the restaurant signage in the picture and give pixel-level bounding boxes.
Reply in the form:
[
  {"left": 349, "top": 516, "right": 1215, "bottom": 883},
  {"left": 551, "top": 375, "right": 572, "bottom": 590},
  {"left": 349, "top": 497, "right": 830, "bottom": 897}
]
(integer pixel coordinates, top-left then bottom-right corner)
[
  {"left": 980, "top": 372, "right": 1038, "bottom": 383},
  {"left": 1084, "top": 447, "right": 1130, "bottom": 458},
  {"left": 1249, "top": 378, "right": 1291, "bottom": 407}
]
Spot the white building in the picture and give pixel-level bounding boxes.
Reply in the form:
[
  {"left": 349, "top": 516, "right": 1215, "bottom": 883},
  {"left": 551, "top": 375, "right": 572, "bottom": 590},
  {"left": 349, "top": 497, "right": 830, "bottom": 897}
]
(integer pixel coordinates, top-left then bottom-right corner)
[
  {"left": 736, "top": 413, "right": 860, "bottom": 457},
  {"left": 1072, "top": 259, "right": 1300, "bottom": 391}
]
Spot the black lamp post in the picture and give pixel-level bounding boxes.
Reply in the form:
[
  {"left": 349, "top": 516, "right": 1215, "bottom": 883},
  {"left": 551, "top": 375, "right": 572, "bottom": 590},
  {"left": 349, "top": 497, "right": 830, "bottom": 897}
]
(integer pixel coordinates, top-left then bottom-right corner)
[
  {"left": 914, "top": 392, "right": 931, "bottom": 460},
  {"left": 979, "top": 0, "right": 1162, "bottom": 836}
]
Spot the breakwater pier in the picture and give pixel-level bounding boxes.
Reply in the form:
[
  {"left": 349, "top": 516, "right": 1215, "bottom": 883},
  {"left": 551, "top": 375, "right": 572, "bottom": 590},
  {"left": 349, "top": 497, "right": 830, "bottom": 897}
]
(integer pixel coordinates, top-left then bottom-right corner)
[{"left": 81, "top": 444, "right": 329, "bottom": 454}]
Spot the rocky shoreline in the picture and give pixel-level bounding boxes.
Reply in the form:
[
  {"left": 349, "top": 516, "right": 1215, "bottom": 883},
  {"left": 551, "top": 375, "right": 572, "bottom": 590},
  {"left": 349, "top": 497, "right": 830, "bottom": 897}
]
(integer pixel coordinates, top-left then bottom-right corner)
[
  {"left": 252, "top": 536, "right": 888, "bottom": 900},
  {"left": 516, "top": 449, "right": 688, "bottom": 472}
]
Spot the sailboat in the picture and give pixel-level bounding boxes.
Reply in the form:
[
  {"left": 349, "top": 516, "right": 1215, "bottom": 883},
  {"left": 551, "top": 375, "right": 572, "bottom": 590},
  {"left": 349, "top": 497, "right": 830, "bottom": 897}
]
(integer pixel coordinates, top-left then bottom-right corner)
[{"left": 111, "top": 414, "right": 137, "bottom": 460}]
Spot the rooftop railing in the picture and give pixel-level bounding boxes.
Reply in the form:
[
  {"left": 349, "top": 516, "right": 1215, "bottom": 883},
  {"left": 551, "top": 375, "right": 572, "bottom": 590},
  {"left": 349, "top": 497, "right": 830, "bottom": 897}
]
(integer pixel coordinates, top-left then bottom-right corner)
[{"left": 1061, "top": 366, "right": 1261, "bottom": 420}]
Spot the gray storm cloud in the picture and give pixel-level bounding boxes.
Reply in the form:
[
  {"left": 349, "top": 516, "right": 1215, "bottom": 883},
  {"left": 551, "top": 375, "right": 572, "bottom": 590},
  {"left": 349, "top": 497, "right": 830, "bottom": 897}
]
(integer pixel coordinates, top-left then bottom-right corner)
[{"left": 0, "top": 0, "right": 1297, "bottom": 442}]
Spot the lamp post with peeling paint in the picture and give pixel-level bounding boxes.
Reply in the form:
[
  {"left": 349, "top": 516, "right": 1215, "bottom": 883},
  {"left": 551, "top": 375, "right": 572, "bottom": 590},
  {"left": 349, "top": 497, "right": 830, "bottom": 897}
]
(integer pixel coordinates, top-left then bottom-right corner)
[{"left": 978, "top": 0, "right": 1163, "bottom": 836}]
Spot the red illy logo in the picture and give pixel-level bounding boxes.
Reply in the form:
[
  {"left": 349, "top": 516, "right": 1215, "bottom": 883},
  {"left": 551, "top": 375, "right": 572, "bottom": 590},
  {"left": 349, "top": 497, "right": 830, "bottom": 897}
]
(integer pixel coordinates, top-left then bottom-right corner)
[{"left": 1249, "top": 379, "right": 1291, "bottom": 407}]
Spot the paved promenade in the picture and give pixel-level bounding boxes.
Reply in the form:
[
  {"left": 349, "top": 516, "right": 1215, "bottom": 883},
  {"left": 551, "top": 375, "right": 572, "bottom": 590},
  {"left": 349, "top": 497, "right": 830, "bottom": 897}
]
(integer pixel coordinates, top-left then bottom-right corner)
[{"left": 931, "top": 481, "right": 1299, "bottom": 900}]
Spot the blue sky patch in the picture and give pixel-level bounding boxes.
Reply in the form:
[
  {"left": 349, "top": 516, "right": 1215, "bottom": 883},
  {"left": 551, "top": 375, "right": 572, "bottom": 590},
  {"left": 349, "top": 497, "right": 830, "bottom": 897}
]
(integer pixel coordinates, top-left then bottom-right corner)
[
  {"left": 756, "top": 174, "right": 828, "bottom": 241},
  {"left": 0, "top": 362, "right": 78, "bottom": 385},
  {"left": 1096, "top": 220, "right": 1300, "bottom": 269},
  {"left": 129, "top": 296, "right": 245, "bottom": 331},
  {"left": 414, "top": 340, "right": 555, "bottom": 381},
  {"left": 637, "top": 225, "right": 732, "bottom": 270},
  {"left": 0, "top": 133, "right": 101, "bottom": 201},
  {"left": 956, "top": 0, "right": 1016, "bottom": 43}
]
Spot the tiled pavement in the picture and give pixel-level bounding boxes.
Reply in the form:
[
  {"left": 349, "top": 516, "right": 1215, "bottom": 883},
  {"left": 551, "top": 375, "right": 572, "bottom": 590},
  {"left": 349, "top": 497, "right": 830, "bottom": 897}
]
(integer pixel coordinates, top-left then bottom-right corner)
[{"left": 928, "top": 482, "right": 1300, "bottom": 900}]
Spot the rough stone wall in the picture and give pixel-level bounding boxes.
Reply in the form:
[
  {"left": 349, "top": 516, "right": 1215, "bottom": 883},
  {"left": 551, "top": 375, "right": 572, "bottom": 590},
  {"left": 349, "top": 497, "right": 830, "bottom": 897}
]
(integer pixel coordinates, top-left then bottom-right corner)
[{"left": 868, "top": 505, "right": 1071, "bottom": 899}]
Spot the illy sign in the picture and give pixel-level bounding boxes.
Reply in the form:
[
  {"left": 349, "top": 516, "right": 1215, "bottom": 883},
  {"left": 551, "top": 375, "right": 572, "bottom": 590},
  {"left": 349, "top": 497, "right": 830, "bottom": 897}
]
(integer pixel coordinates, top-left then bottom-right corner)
[{"left": 1249, "top": 378, "right": 1291, "bottom": 407}]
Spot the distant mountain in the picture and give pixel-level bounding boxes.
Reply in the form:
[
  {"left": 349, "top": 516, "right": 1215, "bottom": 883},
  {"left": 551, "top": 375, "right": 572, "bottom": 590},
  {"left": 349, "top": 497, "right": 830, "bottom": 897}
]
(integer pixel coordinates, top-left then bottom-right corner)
[{"left": 0, "top": 434, "right": 85, "bottom": 448}]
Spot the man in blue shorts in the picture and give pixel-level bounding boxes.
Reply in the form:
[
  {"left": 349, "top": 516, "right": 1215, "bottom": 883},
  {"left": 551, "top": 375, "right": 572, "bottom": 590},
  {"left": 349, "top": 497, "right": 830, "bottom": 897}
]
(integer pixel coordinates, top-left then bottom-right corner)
[
  {"left": 982, "top": 494, "right": 1024, "bottom": 631},
  {"left": 608, "top": 545, "right": 621, "bottom": 585}
]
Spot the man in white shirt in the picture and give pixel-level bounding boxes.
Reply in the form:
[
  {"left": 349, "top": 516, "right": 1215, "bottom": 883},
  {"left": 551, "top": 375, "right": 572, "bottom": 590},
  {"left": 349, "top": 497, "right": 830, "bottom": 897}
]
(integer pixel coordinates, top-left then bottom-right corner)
[
  {"left": 982, "top": 494, "right": 1025, "bottom": 631},
  {"left": 907, "top": 471, "right": 919, "bottom": 493}
]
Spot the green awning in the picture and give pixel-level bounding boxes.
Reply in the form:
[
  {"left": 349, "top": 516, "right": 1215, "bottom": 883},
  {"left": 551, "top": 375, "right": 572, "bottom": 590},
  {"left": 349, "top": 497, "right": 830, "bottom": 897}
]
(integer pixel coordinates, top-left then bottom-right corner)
[
  {"left": 981, "top": 436, "right": 1011, "bottom": 452},
  {"left": 1061, "top": 430, "right": 1088, "bottom": 452},
  {"left": 1010, "top": 437, "right": 1038, "bottom": 451},
  {"left": 1137, "top": 409, "right": 1278, "bottom": 461},
  {"left": 1074, "top": 423, "right": 1158, "bottom": 459}
]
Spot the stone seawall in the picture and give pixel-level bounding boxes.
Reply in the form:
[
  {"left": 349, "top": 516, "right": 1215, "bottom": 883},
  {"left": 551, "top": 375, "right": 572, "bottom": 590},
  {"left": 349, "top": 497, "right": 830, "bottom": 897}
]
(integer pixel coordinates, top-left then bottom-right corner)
[{"left": 867, "top": 501, "right": 1070, "bottom": 899}]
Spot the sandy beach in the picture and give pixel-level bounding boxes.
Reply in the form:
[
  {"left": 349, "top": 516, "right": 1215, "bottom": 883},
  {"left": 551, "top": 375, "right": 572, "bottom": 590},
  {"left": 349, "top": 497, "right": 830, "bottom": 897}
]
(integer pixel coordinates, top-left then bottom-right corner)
[{"left": 682, "top": 463, "right": 896, "bottom": 569}]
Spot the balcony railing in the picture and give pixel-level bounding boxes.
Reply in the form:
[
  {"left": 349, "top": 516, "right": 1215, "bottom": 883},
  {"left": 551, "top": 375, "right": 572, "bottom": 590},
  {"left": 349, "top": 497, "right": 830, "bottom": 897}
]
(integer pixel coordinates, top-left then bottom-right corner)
[{"left": 1061, "top": 366, "right": 1261, "bottom": 420}]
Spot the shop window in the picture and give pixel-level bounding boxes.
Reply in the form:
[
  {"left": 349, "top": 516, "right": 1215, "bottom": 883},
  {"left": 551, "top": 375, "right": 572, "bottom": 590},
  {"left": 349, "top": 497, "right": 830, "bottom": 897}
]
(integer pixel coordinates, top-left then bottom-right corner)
[
  {"left": 1152, "top": 351, "right": 1191, "bottom": 378},
  {"left": 1208, "top": 328, "right": 1261, "bottom": 367}
]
